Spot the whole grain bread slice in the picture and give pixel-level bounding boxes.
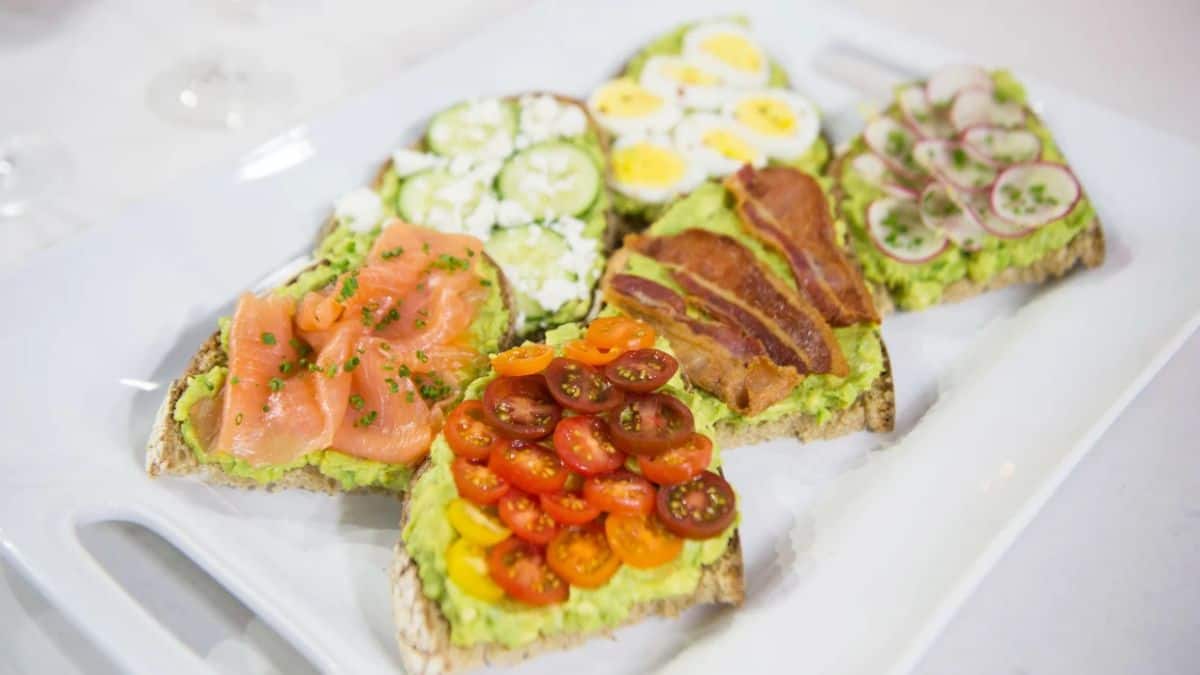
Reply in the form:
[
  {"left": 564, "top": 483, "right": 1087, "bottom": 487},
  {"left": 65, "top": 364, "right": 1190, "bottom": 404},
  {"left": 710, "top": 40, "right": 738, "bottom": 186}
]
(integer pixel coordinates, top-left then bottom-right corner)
[{"left": 389, "top": 460, "right": 745, "bottom": 674}]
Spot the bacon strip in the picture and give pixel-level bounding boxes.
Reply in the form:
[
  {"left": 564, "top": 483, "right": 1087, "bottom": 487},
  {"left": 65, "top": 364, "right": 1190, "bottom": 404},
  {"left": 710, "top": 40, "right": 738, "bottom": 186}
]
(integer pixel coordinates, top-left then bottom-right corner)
[
  {"left": 726, "top": 165, "right": 879, "bottom": 326},
  {"left": 603, "top": 274, "right": 800, "bottom": 415},
  {"left": 627, "top": 230, "right": 848, "bottom": 377}
]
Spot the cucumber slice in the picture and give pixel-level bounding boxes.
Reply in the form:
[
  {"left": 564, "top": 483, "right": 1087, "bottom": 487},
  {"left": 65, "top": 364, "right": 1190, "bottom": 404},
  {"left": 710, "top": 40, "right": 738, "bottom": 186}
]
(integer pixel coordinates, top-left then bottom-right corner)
[
  {"left": 426, "top": 99, "right": 518, "bottom": 159},
  {"left": 485, "top": 223, "right": 588, "bottom": 322},
  {"left": 497, "top": 142, "right": 601, "bottom": 220},
  {"left": 396, "top": 169, "right": 493, "bottom": 236}
]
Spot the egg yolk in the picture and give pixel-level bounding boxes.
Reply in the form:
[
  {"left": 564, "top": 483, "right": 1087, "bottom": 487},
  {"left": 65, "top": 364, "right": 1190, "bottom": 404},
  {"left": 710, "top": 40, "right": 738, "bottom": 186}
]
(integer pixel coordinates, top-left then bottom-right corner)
[
  {"left": 612, "top": 143, "right": 687, "bottom": 187},
  {"left": 664, "top": 62, "right": 720, "bottom": 86},
  {"left": 735, "top": 97, "right": 796, "bottom": 136},
  {"left": 701, "top": 129, "right": 757, "bottom": 163},
  {"left": 594, "top": 79, "right": 664, "bottom": 118},
  {"left": 701, "top": 33, "right": 763, "bottom": 72}
]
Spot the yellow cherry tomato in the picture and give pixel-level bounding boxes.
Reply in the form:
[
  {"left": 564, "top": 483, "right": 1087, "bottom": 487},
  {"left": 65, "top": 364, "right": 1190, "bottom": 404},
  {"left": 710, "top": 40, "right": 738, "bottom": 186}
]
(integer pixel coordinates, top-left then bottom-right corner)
[
  {"left": 446, "top": 498, "right": 512, "bottom": 546},
  {"left": 446, "top": 538, "right": 505, "bottom": 602},
  {"left": 490, "top": 344, "right": 554, "bottom": 376}
]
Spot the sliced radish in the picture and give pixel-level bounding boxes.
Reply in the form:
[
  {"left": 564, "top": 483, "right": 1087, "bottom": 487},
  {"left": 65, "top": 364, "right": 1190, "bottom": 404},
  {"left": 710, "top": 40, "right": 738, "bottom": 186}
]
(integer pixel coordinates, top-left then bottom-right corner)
[
  {"left": 919, "top": 182, "right": 988, "bottom": 251},
  {"left": 850, "top": 152, "right": 920, "bottom": 199},
  {"left": 912, "top": 138, "right": 997, "bottom": 191},
  {"left": 863, "top": 116, "right": 924, "bottom": 179},
  {"left": 990, "top": 162, "right": 1081, "bottom": 230},
  {"left": 897, "top": 84, "right": 955, "bottom": 139},
  {"left": 866, "top": 196, "right": 950, "bottom": 264},
  {"left": 925, "top": 65, "right": 993, "bottom": 107},
  {"left": 961, "top": 125, "right": 1041, "bottom": 166},
  {"left": 949, "top": 88, "right": 1025, "bottom": 131},
  {"left": 958, "top": 190, "right": 1029, "bottom": 239}
]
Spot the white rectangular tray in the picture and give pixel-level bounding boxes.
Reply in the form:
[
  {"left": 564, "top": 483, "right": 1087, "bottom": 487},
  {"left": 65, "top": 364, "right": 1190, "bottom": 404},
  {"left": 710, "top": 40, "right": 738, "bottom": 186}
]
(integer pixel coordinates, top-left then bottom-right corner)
[{"left": 3, "top": 1, "right": 1199, "bottom": 673}]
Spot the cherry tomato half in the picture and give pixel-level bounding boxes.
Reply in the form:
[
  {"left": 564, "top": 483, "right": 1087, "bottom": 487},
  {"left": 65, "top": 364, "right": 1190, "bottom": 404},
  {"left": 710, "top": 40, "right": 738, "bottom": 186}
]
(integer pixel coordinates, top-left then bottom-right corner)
[
  {"left": 498, "top": 489, "right": 559, "bottom": 545},
  {"left": 562, "top": 339, "right": 620, "bottom": 366},
  {"left": 489, "top": 441, "right": 569, "bottom": 494},
  {"left": 604, "top": 512, "right": 683, "bottom": 569},
  {"left": 487, "top": 538, "right": 569, "bottom": 606},
  {"left": 482, "top": 376, "right": 562, "bottom": 440},
  {"left": 546, "top": 524, "right": 622, "bottom": 589},
  {"left": 543, "top": 358, "right": 624, "bottom": 413},
  {"left": 444, "top": 400, "right": 505, "bottom": 461},
  {"left": 540, "top": 492, "right": 601, "bottom": 526},
  {"left": 552, "top": 415, "right": 626, "bottom": 476},
  {"left": 490, "top": 344, "right": 554, "bottom": 376},
  {"left": 655, "top": 470, "right": 736, "bottom": 540},
  {"left": 637, "top": 433, "right": 713, "bottom": 485},
  {"left": 586, "top": 316, "right": 656, "bottom": 351},
  {"left": 451, "top": 457, "right": 510, "bottom": 505},
  {"left": 604, "top": 349, "right": 678, "bottom": 393},
  {"left": 583, "top": 470, "right": 656, "bottom": 516},
  {"left": 607, "top": 393, "right": 695, "bottom": 456}
]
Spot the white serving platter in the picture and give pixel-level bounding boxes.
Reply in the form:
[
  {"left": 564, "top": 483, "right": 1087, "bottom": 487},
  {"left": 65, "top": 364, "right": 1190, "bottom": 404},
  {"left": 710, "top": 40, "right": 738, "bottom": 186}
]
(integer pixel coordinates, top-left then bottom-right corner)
[{"left": 2, "top": 1, "right": 1199, "bottom": 674}]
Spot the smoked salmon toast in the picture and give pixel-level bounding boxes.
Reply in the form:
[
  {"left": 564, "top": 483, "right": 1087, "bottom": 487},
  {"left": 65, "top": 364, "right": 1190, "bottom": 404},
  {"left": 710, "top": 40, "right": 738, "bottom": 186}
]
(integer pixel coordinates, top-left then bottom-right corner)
[{"left": 147, "top": 221, "right": 516, "bottom": 493}]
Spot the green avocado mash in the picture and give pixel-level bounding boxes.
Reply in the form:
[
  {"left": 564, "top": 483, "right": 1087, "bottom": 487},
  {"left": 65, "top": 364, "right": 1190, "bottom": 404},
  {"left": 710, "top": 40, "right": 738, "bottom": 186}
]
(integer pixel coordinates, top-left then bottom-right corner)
[
  {"left": 841, "top": 70, "right": 1097, "bottom": 310},
  {"left": 402, "top": 323, "right": 735, "bottom": 648},
  {"left": 612, "top": 17, "right": 829, "bottom": 222},
  {"left": 173, "top": 223, "right": 511, "bottom": 492},
  {"left": 618, "top": 182, "right": 886, "bottom": 431}
]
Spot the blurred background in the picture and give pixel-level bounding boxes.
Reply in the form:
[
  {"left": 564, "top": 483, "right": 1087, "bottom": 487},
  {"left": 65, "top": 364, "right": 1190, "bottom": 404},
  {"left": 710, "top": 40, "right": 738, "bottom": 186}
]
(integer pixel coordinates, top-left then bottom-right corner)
[{"left": 2, "top": 1, "right": 1197, "bottom": 673}]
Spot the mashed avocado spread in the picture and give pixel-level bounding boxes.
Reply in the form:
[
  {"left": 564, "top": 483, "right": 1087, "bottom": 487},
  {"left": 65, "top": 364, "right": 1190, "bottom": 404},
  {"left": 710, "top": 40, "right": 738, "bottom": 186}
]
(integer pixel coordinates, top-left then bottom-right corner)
[
  {"left": 173, "top": 223, "right": 511, "bottom": 491},
  {"left": 841, "top": 71, "right": 1097, "bottom": 310},
  {"left": 611, "top": 18, "right": 831, "bottom": 222},
  {"left": 618, "top": 182, "right": 886, "bottom": 430},
  {"left": 402, "top": 323, "right": 734, "bottom": 648}
]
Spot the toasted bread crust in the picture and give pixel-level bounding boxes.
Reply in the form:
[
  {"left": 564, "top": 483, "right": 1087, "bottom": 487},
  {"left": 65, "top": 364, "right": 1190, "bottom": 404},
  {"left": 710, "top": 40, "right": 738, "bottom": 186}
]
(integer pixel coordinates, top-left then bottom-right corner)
[{"left": 389, "top": 460, "right": 744, "bottom": 674}]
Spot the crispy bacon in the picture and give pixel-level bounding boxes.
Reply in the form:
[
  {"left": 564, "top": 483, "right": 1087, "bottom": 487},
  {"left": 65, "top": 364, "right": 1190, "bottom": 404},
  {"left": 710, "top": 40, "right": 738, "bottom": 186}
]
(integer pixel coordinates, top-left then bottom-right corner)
[
  {"left": 603, "top": 274, "right": 800, "bottom": 414},
  {"left": 627, "top": 230, "right": 848, "bottom": 377},
  {"left": 726, "top": 165, "right": 879, "bottom": 326}
]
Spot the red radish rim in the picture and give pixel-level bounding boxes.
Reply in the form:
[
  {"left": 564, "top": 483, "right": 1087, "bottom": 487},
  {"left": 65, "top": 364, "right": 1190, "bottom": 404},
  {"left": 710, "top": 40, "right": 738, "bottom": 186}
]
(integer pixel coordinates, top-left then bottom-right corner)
[
  {"left": 949, "top": 87, "right": 1026, "bottom": 131},
  {"left": 863, "top": 118, "right": 924, "bottom": 181},
  {"left": 951, "top": 187, "right": 1033, "bottom": 240},
  {"left": 989, "top": 161, "right": 1082, "bottom": 230},
  {"left": 883, "top": 182, "right": 920, "bottom": 200},
  {"left": 866, "top": 197, "right": 951, "bottom": 264},
  {"left": 924, "top": 65, "right": 993, "bottom": 108},
  {"left": 919, "top": 182, "right": 987, "bottom": 251},
  {"left": 959, "top": 124, "right": 1043, "bottom": 166},
  {"left": 914, "top": 138, "right": 999, "bottom": 192},
  {"left": 897, "top": 85, "right": 939, "bottom": 139}
]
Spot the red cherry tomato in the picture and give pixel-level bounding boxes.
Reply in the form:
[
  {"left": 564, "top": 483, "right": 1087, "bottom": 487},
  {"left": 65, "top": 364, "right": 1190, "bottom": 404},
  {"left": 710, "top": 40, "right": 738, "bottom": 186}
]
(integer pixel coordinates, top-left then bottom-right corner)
[
  {"left": 482, "top": 376, "right": 562, "bottom": 440},
  {"left": 655, "top": 470, "right": 737, "bottom": 540},
  {"left": 604, "top": 348, "right": 678, "bottom": 393},
  {"left": 607, "top": 393, "right": 695, "bottom": 456},
  {"left": 583, "top": 470, "right": 656, "bottom": 516},
  {"left": 542, "top": 357, "right": 624, "bottom": 413},
  {"left": 540, "top": 492, "right": 601, "bottom": 526},
  {"left": 552, "top": 415, "right": 626, "bottom": 476},
  {"left": 498, "top": 489, "right": 559, "bottom": 545},
  {"left": 444, "top": 400, "right": 504, "bottom": 461},
  {"left": 487, "top": 538, "right": 568, "bottom": 606},
  {"left": 488, "top": 440, "right": 569, "bottom": 494},
  {"left": 637, "top": 433, "right": 713, "bottom": 485},
  {"left": 450, "top": 457, "right": 509, "bottom": 505}
]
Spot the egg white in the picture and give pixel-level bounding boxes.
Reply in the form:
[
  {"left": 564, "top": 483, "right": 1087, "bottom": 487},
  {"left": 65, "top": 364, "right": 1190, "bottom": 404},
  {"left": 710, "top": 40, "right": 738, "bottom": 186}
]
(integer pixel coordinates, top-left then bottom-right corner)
[
  {"left": 725, "top": 88, "right": 820, "bottom": 160},
  {"left": 673, "top": 112, "right": 765, "bottom": 178},
  {"left": 586, "top": 78, "right": 682, "bottom": 137},
  {"left": 608, "top": 134, "right": 706, "bottom": 204},
  {"left": 639, "top": 55, "right": 737, "bottom": 111},
  {"left": 681, "top": 21, "right": 770, "bottom": 88}
]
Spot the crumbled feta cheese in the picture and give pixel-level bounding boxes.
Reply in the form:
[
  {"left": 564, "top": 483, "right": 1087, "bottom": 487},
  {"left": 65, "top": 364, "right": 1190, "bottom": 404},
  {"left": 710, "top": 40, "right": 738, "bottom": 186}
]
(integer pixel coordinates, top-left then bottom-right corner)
[
  {"left": 333, "top": 187, "right": 384, "bottom": 233},
  {"left": 518, "top": 94, "right": 588, "bottom": 144},
  {"left": 496, "top": 199, "right": 532, "bottom": 228},
  {"left": 390, "top": 149, "right": 442, "bottom": 178},
  {"left": 448, "top": 154, "right": 475, "bottom": 177},
  {"left": 463, "top": 194, "right": 498, "bottom": 240}
]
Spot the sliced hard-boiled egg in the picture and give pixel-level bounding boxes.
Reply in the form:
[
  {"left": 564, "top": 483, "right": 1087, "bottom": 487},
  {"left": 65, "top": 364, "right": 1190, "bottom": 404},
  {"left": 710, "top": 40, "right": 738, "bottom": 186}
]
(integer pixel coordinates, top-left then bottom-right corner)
[
  {"left": 639, "top": 55, "right": 733, "bottom": 111},
  {"left": 609, "top": 134, "right": 705, "bottom": 204},
  {"left": 725, "top": 89, "right": 820, "bottom": 160},
  {"left": 673, "top": 112, "right": 765, "bottom": 177},
  {"left": 681, "top": 21, "right": 770, "bottom": 88},
  {"left": 587, "top": 78, "right": 682, "bottom": 137}
]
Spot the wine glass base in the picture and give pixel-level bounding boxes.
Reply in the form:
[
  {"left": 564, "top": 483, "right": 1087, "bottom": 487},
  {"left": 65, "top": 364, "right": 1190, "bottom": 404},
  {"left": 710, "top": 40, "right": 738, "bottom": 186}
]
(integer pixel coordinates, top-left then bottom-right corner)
[{"left": 146, "top": 51, "right": 296, "bottom": 130}]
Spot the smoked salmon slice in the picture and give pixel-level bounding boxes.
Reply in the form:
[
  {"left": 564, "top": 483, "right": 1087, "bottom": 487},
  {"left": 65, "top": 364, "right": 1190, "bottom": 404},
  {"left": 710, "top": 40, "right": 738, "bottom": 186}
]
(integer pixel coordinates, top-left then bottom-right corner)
[{"left": 211, "top": 220, "right": 494, "bottom": 468}]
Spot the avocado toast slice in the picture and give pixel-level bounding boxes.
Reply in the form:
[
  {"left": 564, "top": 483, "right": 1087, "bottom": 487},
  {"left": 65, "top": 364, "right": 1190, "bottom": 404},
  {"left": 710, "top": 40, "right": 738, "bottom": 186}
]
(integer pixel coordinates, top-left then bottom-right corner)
[
  {"left": 391, "top": 321, "right": 743, "bottom": 672},
  {"left": 587, "top": 17, "right": 830, "bottom": 229},
  {"left": 146, "top": 221, "right": 516, "bottom": 494},
  {"left": 833, "top": 66, "right": 1105, "bottom": 312},
  {"left": 328, "top": 93, "right": 615, "bottom": 338}
]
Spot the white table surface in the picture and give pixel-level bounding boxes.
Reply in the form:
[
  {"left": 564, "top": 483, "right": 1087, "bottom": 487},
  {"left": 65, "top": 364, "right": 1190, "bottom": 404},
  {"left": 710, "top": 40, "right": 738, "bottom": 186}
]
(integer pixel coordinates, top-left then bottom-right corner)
[{"left": 2, "top": 1, "right": 1197, "bottom": 673}]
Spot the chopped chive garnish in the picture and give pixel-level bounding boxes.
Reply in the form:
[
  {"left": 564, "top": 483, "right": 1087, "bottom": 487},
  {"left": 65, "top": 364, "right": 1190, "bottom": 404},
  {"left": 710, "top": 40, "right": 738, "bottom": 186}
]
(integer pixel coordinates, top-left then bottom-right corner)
[
  {"left": 349, "top": 394, "right": 365, "bottom": 410},
  {"left": 261, "top": 332, "right": 277, "bottom": 345}
]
